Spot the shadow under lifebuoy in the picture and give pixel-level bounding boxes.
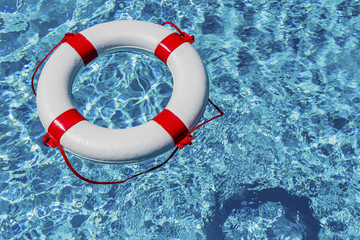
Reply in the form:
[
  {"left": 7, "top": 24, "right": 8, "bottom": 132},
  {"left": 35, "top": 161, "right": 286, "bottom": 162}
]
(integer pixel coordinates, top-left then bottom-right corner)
[{"left": 204, "top": 187, "right": 321, "bottom": 240}]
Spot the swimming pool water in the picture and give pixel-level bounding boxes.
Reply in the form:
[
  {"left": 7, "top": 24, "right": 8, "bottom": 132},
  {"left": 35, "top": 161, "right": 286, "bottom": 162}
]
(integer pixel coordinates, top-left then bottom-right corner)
[{"left": 1, "top": 0, "right": 360, "bottom": 239}]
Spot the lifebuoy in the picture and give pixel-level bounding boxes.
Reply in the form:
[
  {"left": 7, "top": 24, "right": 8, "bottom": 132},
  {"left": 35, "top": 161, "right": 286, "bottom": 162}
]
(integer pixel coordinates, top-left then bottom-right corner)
[{"left": 36, "top": 20, "right": 209, "bottom": 164}]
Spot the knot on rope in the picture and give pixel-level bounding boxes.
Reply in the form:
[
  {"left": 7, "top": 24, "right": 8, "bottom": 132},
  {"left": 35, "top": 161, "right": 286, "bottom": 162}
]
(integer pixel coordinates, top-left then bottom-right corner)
[
  {"left": 61, "top": 32, "right": 76, "bottom": 43},
  {"left": 42, "top": 133, "right": 58, "bottom": 148},
  {"left": 180, "top": 31, "right": 195, "bottom": 44},
  {"left": 176, "top": 134, "right": 194, "bottom": 149},
  {"left": 162, "top": 22, "right": 195, "bottom": 44}
]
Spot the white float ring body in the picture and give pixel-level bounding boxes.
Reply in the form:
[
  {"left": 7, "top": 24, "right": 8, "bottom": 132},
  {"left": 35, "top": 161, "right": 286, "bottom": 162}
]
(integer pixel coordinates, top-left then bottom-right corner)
[{"left": 36, "top": 20, "right": 209, "bottom": 163}]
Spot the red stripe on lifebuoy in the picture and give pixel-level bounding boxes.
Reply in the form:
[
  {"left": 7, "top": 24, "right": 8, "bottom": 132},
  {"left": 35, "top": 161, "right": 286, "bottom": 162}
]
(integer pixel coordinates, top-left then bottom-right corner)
[
  {"left": 66, "top": 33, "right": 98, "bottom": 65},
  {"left": 48, "top": 109, "right": 87, "bottom": 142},
  {"left": 154, "top": 33, "right": 186, "bottom": 64},
  {"left": 152, "top": 109, "right": 189, "bottom": 144}
]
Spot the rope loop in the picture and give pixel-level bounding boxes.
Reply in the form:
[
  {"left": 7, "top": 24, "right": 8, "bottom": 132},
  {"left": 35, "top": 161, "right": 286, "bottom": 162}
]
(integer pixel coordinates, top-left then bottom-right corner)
[
  {"left": 31, "top": 28, "right": 224, "bottom": 184},
  {"left": 162, "top": 22, "right": 195, "bottom": 44},
  {"left": 31, "top": 32, "right": 75, "bottom": 96},
  {"left": 177, "top": 98, "right": 224, "bottom": 149}
]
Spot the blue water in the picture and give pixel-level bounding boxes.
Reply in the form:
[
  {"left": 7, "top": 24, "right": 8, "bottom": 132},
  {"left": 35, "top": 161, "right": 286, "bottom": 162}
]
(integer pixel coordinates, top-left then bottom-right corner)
[{"left": 1, "top": 0, "right": 360, "bottom": 239}]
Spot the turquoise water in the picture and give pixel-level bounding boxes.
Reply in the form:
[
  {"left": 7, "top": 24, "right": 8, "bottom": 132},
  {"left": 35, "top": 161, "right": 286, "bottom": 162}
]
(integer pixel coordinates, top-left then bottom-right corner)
[{"left": 1, "top": 0, "right": 360, "bottom": 239}]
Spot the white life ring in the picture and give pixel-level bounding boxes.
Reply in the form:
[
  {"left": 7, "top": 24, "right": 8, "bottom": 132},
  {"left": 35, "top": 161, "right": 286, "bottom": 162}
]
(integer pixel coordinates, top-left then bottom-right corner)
[{"left": 36, "top": 20, "right": 209, "bottom": 164}]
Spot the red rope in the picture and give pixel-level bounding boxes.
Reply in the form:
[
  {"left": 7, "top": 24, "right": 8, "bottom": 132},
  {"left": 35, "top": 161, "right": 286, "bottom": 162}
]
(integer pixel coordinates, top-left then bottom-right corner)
[
  {"left": 32, "top": 27, "right": 224, "bottom": 184},
  {"left": 190, "top": 99, "right": 224, "bottom": 135},
  {"left": 57, "top": 141, "right": 179, "bottom": 184},
  {"left": 41, "top": 98, "right": 223, "bottom": 184},
  {"left": 162, "top": 22, "right": 183, "bottom": 34},
  {"left": 42, "top": 97, "right": 223, "bottom": 184},
  {"left": 162, "top": 22, "right": 195, "bottom": 43},
  {"left": 31, "top": 33, "right": 75, "bottom": 96},
  {"left": 176, "top": 98, "right": 224, "bottom": 148}
]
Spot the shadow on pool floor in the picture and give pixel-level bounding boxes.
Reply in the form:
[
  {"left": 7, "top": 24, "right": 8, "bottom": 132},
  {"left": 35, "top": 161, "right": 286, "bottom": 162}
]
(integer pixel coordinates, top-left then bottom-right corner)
[{"left": 204, "top": 187, "right": 321, "bottom": 240}]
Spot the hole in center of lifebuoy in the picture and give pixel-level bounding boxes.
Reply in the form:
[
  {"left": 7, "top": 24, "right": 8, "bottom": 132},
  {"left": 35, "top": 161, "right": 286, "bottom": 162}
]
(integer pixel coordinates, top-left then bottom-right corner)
[{"left": 72, "top": 50, "right": 172, "bottom": 129}]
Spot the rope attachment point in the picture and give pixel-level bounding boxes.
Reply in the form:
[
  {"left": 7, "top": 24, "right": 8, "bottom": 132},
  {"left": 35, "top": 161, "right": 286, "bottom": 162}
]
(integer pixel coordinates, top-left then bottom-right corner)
[
  {"left": 176, "top": 98, "right": 224, "bottom": 149},
  {"left": 162, "top": 22, "right": 195, "bottom": 44},
  {"left": 176, "top": 135, "right": 194, "bottom": 149},
  {"left": 42, "top": 133, "right": 58, "bottom": 148}
]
